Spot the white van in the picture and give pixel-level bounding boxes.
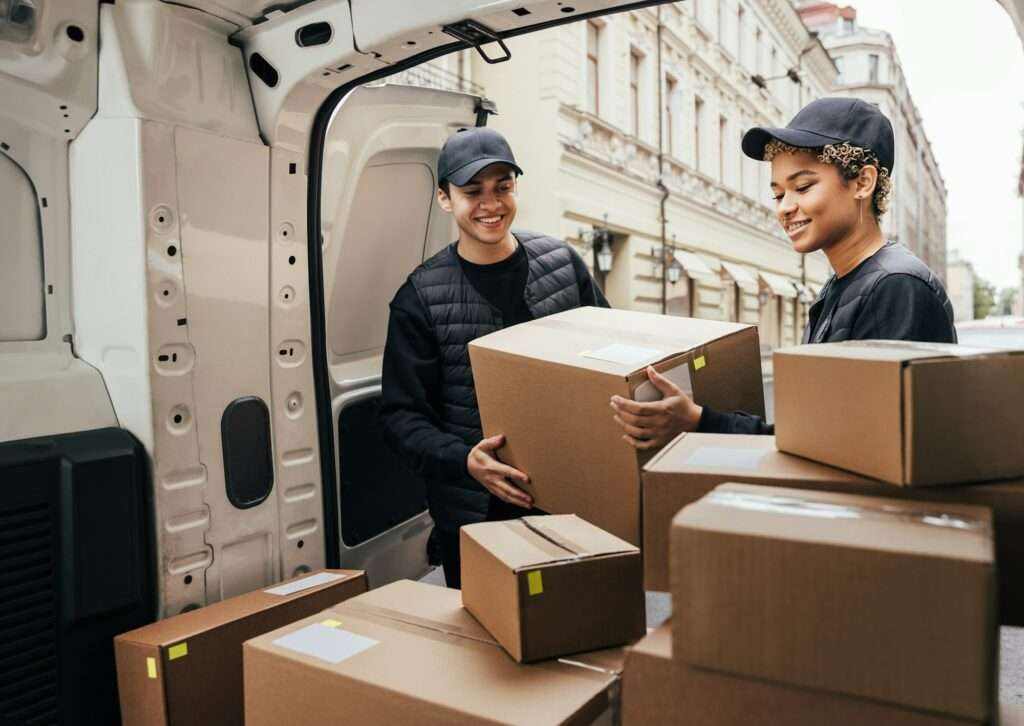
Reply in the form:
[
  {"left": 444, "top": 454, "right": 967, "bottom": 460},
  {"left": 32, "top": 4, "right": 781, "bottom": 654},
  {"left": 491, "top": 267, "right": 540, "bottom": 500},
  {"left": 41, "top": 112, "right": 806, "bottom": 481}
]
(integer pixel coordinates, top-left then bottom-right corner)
[{"left": 0, "top": 0, "right": 666, "bottom": 721}]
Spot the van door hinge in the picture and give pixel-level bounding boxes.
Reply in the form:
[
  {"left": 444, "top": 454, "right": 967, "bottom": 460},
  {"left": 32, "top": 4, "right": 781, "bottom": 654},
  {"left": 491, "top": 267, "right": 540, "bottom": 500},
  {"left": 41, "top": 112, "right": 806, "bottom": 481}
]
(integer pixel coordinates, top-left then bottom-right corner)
[
  {"left": 474, "top": 97, "right": 498, "bottom": 127},
  {"left": 442, "top": 19, "right": 511, "bottom": 65}
]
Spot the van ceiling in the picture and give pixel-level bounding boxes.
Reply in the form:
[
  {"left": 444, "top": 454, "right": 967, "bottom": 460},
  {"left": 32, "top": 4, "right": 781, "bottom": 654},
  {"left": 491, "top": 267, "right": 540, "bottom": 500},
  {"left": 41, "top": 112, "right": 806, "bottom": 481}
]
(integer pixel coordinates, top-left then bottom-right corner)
[{"left": 160, "top": 1, "right": 309, "bottom": 28}]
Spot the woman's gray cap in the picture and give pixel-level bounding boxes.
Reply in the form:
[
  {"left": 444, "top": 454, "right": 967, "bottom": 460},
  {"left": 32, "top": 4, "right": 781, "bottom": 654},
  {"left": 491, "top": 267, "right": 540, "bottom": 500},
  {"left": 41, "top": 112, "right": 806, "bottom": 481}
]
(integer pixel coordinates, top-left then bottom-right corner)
[
  {"left": 742, "top": 97, "right": 895, "bottom": 173},
  {"left": 437, "top": 127, "right": 524, "bottom": 187}
]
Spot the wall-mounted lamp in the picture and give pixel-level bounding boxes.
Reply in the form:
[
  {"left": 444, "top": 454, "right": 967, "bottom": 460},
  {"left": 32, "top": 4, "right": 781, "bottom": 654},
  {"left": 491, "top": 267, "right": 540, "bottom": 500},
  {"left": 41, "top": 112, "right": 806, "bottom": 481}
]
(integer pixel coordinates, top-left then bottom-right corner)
[
  {"left": 750, "top": 68, "right": 801, "bottom": 90},
  {"left": 578, "top": 215, "right": 615, "bottom": 274}
]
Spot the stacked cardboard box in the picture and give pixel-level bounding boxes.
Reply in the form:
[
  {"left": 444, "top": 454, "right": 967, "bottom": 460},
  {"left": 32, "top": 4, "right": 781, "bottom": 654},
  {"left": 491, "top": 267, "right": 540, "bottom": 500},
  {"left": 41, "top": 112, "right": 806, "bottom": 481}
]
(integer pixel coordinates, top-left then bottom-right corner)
[
  {"left": 244, "top": 579, "right": 625, "bottom": 725},
  {"left": 672, "top": 484, "right": 997, "bottom": 721},
  {"left": 773, "top": 341, "right": 1024, "bottom": 485},
  {"left": 623, "top": 484, "right": 1000, "bottom": 724},
  {"left": 115, "top": 569, "right": 367, "bottom": 726},
  {"left": 469, "top": 306, "right": 764, "bottom": 544},
  {"left": 641, "top": 432, "right": 1024, "bottom": 624},
  {"left": 622, "top": 625, "right": 985, "bottom": 726},
  {"left": 460, "top": 514, "right": 645, "bottom": 662}
]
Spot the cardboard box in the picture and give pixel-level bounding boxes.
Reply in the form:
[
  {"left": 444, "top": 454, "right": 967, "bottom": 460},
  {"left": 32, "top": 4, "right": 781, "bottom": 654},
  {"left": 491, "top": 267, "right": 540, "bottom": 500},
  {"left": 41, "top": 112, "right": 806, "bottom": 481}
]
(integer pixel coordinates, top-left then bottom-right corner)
[
  {"left": 115, "top": 569, "right": 367, "bottom": 726},
  {"left": 460, "top": 514, "right": 645, "bottom": 662},
  {"left": 622, "top": 625, "right": 982, "bottom": 726},
  {"left": 244, "top": 579, "right": 622, "bottom": 726},
  {"left": 642, "top": 433, "right": 1024, "bottom": 627},
  {"left": 672, "top": 484, "right": 997, "bottom": 720},
  {"left": 469, "top": 306, "right": 763, "bottom": 544},
  {"left": 774, "top": 340, "right": 1024, "bottom": 485}
]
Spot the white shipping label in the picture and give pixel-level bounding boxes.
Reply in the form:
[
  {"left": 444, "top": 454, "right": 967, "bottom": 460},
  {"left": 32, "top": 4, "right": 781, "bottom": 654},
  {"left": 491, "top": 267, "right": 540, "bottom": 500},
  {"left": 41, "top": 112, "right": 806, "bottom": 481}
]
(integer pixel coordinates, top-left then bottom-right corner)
[
  {"left": 272, "top": 623, "right": 379, "bottom": 664},
  {"left": 633, "top": 364, "right": 692, "bottom": 402},
  {"left": 684, "top": 447, "right": 767, "bottom": 471},
  {"left": 581, "top": 343, "right": 667, "bottom": 367},
  {"left": 264, "top": 572, "right": 346, "bottom": 597}
]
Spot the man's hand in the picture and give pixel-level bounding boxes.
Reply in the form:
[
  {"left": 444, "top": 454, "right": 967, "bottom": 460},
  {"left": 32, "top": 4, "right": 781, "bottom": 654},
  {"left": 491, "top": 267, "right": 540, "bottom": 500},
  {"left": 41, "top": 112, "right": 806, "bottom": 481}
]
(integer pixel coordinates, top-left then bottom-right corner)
[
  {"left": 466, "top": 434, "right": 534, "bottom": 509},
  {"left": 610, "top": 366, "right": 703, "bottom": 450}
]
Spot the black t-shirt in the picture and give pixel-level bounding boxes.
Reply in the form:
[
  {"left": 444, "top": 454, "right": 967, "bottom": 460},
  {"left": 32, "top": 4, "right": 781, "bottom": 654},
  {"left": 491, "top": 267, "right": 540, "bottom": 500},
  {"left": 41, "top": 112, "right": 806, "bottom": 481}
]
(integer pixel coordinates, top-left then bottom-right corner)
[{"left": 458, "top": 242, "right": 532, "bottom": 326}]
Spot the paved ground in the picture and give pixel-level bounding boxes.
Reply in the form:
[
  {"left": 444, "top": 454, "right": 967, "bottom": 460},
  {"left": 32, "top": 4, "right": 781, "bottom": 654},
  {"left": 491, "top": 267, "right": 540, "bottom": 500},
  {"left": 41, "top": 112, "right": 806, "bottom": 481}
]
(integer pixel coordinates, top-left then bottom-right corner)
[{"left": 423, "top": 569, "right": 1023, "bottom": 703}]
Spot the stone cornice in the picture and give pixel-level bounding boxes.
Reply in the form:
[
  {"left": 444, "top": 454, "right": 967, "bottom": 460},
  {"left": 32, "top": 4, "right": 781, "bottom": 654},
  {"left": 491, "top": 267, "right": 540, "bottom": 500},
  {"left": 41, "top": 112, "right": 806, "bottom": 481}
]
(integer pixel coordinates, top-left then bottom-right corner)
[
  {"left": 557, "top": 103, "right": 790, "bottom": 244},
  {"left": 760, "top": 0, "right": 815, "bottom": 55}
]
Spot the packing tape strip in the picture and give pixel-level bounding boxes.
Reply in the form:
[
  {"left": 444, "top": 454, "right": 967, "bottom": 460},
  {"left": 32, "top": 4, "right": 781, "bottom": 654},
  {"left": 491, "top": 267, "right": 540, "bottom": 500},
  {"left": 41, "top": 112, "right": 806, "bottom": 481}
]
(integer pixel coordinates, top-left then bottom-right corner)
[
  {"left": 520, "top": 517, "right": 588, "bottom": 557},
  {"left": 342, "top": 604, "right": 618, "bottom": 686},
  {"left": 707, "top": 490, "right": 993, "bottom": 534},
  {"left": 527, "top": 316, "right": 722, "bottom": 353},
  {"left": 341, "top": 603, "right": 497, "bottom": 647},
  {"left": 837, "top": 339, "right": 1002, "bottom": 358}
]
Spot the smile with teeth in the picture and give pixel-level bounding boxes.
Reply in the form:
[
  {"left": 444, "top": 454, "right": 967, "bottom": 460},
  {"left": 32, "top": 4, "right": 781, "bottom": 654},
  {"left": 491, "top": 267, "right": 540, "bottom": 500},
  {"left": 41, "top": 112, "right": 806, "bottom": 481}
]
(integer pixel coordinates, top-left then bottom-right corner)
[
  {"left": 476, "top": 215, "right": 503, "bottom": 225},
  {"left": 786, "top": 219, "right": 811, "bottom": 233}
]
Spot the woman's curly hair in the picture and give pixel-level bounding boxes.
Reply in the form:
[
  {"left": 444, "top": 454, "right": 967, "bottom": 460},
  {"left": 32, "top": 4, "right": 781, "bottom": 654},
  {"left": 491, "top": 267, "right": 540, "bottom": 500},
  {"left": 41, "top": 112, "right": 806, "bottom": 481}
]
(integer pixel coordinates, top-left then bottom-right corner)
[{"left": 763, "top": 139, "right": 892, "bottom": 218}]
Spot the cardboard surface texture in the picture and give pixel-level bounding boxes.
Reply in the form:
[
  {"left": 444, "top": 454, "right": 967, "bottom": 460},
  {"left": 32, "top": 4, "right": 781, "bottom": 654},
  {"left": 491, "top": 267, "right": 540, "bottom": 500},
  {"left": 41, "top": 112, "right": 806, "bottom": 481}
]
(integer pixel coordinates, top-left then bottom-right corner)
[
  {"left": 469, "top": 306, "right": 763, "bottom": 543},
  {"left": 114, "top": 569, "right": 367, "bottom": 726},
  {"left": 774, "top": 340, "right": 1024, "bottom": 485},
  {"left": 641, "top": 433, "right": 1024, "bottom": 627},
  {"left": 622, "top": 625, "right": 987, "bottom": 726},
  {"left": 672, "top": 484, "right": 997, "bottom": 720},
  {"left": 460, "top": 514, "right": 646, "bottom": 662},
  {"left": 243, "top": 579, "right": 622, "bottom": 726}
]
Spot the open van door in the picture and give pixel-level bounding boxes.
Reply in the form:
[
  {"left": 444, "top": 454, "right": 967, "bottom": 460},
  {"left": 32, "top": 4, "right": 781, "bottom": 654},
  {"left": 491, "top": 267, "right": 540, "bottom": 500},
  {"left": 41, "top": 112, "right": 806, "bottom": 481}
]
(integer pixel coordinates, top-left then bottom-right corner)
[{"left": 318, "top": 83, "right": 480, "bottom": 584}]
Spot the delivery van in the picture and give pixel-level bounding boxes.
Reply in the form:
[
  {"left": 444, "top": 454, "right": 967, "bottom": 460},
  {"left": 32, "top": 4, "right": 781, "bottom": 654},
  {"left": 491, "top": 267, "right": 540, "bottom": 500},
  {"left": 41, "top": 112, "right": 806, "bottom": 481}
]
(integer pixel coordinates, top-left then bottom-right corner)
[{"left": 0, "top": 0, "right": 670, "bottom": 722}]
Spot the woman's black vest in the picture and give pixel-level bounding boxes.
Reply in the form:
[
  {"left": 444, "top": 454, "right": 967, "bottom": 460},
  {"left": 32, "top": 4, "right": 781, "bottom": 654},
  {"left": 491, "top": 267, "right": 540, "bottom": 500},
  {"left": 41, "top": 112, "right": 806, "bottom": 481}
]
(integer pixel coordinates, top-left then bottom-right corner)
[
  {"left": 804, "top": 242, "right": 954, "bottom": 343},
  {"left": 408, "top": 231, "right": 583, "bottom": 528}
]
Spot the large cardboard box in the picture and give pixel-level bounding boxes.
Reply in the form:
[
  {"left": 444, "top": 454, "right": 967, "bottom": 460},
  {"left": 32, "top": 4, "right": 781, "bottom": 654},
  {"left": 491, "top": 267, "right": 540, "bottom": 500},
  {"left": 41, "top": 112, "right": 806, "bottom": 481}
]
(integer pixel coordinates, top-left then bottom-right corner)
[
  {"left": 671, "top": 484, "right": 997, "bottom": 720},
  {"left": 115, "top": 569, "right": 367, "bottom": 726},
  {"left": 469, "top": 306, "right": 763, "bottom": 543},
  {"left": 774, "top": 340, "right": 1024, "bottom": 485},
  {"left": 622, "top": 625, "right": 982, "bottom": 726},
  {"left": 461, "top": 514, "right": 645, "bottom": 662},
  {"left": 642, "top": 433, "right": 1024, "bottom": 627},
  {"left": 243, "top": 579, "right": 622, "bottom": 726}
]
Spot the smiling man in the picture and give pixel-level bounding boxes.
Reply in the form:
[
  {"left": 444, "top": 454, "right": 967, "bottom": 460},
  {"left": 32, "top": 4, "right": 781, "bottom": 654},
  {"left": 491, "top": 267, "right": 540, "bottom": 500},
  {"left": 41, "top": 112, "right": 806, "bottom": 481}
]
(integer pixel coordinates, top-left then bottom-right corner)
[
  {"left": 380, "top": 127, "right": 607, "bottom": 587},
  {"left": 610, "top": 97, "right": 956, "bottom": 441}
]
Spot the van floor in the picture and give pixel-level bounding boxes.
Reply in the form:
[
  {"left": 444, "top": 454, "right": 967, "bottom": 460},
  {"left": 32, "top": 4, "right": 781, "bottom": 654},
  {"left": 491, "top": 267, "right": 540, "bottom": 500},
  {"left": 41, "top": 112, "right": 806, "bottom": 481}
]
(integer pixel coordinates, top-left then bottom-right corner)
[{"left": 420, "top": 567, "right": 1024, "bottom": 703}]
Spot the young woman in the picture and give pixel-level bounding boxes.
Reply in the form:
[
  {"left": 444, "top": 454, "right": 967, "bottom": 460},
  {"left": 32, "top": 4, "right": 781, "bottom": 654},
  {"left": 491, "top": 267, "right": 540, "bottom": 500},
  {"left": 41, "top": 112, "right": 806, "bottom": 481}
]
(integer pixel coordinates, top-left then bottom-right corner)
[{"left": 611, "top": 96, "right": 956, "bottom": 442}]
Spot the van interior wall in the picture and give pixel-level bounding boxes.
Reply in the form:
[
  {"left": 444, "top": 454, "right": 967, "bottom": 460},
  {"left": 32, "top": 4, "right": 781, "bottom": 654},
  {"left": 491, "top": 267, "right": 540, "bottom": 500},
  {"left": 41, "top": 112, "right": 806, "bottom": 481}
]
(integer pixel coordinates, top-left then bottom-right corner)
[
  {"left": 0, "top": 0, "right": 116, "bottom": 443},
  {"left": 69, "top": 1, "right": 324, "bottom": 618}
]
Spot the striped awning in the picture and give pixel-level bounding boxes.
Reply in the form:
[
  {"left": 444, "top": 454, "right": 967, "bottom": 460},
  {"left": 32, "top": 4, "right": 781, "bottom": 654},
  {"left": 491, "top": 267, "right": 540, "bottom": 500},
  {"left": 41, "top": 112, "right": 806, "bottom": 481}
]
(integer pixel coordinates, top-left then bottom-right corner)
[
  {"left": 759, "top": 271, "right": 798, "bottom": 299},
  {"left": 674, "top": 250, "right": 717, "bottom": 283},
  {"left": 720, "top": 260, "right": 760, "bottom": 293}
]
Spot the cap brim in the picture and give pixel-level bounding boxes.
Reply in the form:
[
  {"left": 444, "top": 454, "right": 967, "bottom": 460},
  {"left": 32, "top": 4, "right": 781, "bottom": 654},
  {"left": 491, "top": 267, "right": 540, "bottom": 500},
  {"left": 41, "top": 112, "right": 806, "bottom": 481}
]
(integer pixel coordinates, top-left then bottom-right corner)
[
  {"left": 445, "top": 158, "right": 524, "bottom": 186},
  {"left": 741, "top": 126, "right": 843, "bottom": 161}
]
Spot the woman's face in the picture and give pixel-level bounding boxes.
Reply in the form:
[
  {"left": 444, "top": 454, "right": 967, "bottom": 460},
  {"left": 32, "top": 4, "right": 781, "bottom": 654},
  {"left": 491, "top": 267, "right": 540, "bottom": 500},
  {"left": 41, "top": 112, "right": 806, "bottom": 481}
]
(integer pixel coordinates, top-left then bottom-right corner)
[{"left": 770, "top": 150, "right": 859, "bottom": 254}]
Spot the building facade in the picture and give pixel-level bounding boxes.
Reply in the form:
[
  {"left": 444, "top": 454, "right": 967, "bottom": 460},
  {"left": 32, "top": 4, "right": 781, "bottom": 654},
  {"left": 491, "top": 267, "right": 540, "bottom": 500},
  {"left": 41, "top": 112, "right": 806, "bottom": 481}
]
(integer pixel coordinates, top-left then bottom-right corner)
[
  {"left": 798, "top": 2, "right": 949, "bottom": 282},
  {"left": 469, "top": 1, "right": 838, "bottom": 349},
  {"left": 945, "top": 250, "right": 976, "bottom": 323}
]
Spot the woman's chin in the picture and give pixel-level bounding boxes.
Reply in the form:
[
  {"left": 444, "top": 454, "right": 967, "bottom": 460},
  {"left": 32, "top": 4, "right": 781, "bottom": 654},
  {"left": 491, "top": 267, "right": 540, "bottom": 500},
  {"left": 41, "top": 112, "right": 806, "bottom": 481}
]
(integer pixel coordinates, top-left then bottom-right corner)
[{"left": 791, "top": 237, "right": 822, "bottom": 255}]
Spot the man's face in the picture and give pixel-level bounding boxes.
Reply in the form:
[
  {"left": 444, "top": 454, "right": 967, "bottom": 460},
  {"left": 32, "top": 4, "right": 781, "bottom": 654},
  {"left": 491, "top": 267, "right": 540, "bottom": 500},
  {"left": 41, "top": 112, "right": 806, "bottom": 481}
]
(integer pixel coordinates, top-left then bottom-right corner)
[
  {"left": 437, "top": 163, "right": 518, "bottom": 246},
  {"left": 770, "top": 150, "right": 859, "bottom": 255}
]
